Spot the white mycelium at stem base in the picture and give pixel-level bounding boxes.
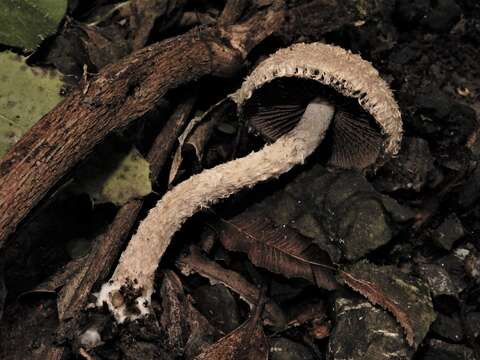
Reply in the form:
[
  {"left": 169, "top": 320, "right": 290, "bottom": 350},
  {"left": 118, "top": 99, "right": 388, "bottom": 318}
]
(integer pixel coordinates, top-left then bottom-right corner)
[{"left": 96, "top": 98, "right": 335, "bottom": 322}]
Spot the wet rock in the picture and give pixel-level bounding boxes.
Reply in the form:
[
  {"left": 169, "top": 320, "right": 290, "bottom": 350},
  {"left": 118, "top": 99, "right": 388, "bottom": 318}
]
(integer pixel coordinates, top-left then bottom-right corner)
[
  {"left": 341, "top": 261, "right": 436, "bottom": 349},
  {"left": 437, "top": 248, "right": 471, "bottom": 294},
  {"left": 323, "top": 171, "right": 411, "bottom": 261},
  {"left": 269, "top": 337, "right": 316, "bottom": 360},
  {"left": 431, "top": 214, "right": 464, "bottom": 250},
  {"left": 192, "top": 284, "right": 241, "bottom": 334},
  {"left": 329, "top": 290, "right": 412, "bottom": 360},
  {"left": 421, "top": 339, "right": 475, "bottom": 360},
  {"left": 256, "top": 165, "right": 339, "bottom": 260},
  {"left": 417, "top": 264, "right": 460, "bottom": 299},
  {"left": 374, "top": 137, "right": 436, "bottom": 192},
  {"left": 430, "top": 313, "right": 464, "bottom": 342},
  {"left": 256, "top": 166, "right": 412, "bottom": 262},
  {"left": 333, "top": 195, "right": 391, "bottom": 261},
  {"left": 420, "top": 249, "right": 474, "bottom": 315},
  {"left": 379, "top": 195, "right": 416, "bottom": 223}
]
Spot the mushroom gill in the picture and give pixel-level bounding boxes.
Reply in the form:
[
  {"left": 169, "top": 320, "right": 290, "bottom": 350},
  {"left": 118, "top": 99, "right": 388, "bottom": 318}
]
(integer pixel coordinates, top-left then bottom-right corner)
[
  {"left": 242, "top": 77, "right": 385, "bottom": 169},
  {"left": 233, "top": 42, "right": 403, "bottom": 166}
]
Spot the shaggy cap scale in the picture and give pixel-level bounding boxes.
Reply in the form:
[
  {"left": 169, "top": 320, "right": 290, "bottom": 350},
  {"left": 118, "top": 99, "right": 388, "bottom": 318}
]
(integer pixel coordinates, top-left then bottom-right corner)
[{"left": 231, "top": 42, "right": 402, "bottom": 159}]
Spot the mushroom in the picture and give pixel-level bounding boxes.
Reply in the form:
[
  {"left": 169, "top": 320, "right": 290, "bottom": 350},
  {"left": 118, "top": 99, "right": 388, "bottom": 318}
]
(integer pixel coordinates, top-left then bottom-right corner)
[{"left": 96, "top": 42, "right": 402, "bottom": 322}]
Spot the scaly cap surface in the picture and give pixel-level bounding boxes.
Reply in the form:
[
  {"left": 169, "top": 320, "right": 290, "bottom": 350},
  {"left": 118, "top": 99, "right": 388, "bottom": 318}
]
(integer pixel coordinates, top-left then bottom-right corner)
[{"left": 232, "top": 42, "right": 402, "bottom": 158}]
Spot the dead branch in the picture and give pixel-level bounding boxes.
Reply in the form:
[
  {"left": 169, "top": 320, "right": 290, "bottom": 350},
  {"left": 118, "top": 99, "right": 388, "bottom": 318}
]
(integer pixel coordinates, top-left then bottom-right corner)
[{"left": 0, "top": 1, "right": 285, "bottom": 249}]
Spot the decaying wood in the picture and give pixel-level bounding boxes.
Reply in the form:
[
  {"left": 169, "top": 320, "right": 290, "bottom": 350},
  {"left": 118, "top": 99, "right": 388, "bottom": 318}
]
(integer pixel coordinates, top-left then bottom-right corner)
[{"left": 0, "top": 1, "right": 285, "bottom": 249}]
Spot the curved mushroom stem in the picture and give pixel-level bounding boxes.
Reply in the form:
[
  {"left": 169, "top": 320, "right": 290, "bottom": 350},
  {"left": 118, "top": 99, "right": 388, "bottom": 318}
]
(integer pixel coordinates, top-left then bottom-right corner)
[{"left": 96, "top": 98, "right": 335, "bottom": 322}]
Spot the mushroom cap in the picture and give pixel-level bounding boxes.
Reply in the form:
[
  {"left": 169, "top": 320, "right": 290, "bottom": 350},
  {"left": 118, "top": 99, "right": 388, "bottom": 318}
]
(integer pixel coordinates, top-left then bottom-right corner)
[{"left": 231, "top": 42, "right": 402, "bottom": 167}]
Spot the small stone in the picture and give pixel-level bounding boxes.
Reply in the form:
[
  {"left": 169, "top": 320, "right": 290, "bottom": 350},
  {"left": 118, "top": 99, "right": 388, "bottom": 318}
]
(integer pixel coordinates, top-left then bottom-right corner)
[
  {"left": 437, "top": 250, "right": 470, "bottom": 294},
  {"left": 417, "top": 263, "right": 459, "bottom": 299},
  {"left": 289, "top": 213, "right": 324, "bottom": 240},
  {"left": 430, "top": 313, "right": 464, "bottom": 342},
  {"left": 341, "top": 261, "right": 436, "bottom": 349},
  {"left": 336, "top": 197, "right": 391, "bottom": 261},
  {"left": 432, "top": 214, "right": 464, "bottom": 250},
  {"left": 325, "top": 171, "right": 404, "bottom": 260},
  {"left": 329, "top": 290, "right": 412, "bottom": 360}
]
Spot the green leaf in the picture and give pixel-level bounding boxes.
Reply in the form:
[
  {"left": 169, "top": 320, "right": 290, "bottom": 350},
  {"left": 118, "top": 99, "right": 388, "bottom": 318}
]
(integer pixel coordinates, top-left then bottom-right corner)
[
  {"left": 0, "top": 51, "right": 64, "bottom": 157},
  {"left": 0, "top": 0, "right": 68, "bottom": 50},
  {"left": 74, "top": 139, "right": 152, "bottom": 206}
]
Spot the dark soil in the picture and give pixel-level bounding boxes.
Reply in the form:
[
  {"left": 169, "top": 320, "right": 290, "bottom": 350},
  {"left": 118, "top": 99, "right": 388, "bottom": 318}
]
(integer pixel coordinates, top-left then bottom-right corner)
[{"left": 0, "top": 1, "right": 479, "bottom": 359}]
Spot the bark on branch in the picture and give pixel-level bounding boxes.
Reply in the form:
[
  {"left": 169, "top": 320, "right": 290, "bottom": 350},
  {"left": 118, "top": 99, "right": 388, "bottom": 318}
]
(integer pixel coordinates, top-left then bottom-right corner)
[
  {"left": 0, "top": 2, "right": 285, "bottom": 249},
  {"left": 0, "top": 0, "right": 387, "bottom": 250}
]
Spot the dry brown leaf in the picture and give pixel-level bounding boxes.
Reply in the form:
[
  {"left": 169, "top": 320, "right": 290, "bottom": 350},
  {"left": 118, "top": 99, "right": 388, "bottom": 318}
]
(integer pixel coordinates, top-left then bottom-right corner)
[
  {"left": 214, "top": 208, "right": 338, "bottom": 290},
  {"left": 338, "top": 262, "right": 436, "bottom": 349},
  {"left": 176, "top": 246, "right": 286, "bottom": 329},
  {"left": 193, "top": 289, "right": 269, "bottom": 360},
  {"left": 193, "top": 319, "right": 268, "bottom": 360}
]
